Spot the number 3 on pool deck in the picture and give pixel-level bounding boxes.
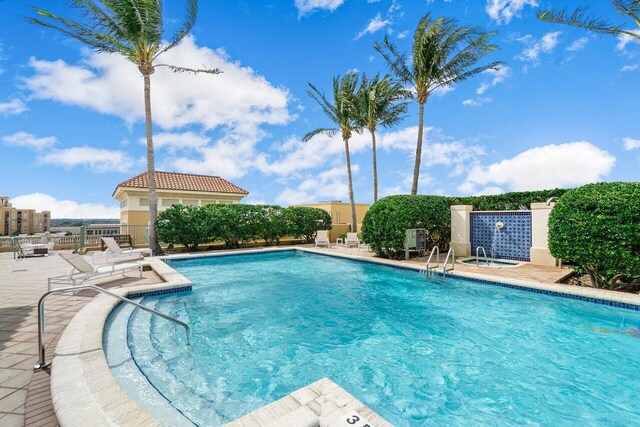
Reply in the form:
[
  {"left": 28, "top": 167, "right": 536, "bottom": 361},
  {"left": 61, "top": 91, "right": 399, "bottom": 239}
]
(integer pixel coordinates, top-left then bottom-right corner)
[{"left": 343, "top": 412, "right": 371, "bottom": 427}]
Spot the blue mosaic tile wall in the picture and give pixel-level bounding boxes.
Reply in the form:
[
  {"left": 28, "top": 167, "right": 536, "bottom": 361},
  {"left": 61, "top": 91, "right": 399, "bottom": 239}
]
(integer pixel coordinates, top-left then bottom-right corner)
[{"left": 471, "top": 211, "right": 532, "bottom": 262}]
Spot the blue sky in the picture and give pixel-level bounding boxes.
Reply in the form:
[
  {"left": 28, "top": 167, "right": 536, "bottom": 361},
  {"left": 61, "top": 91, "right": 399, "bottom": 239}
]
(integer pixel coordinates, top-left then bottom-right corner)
[{"left": 0, "top": 0, "right": 638, "bottom": 218}]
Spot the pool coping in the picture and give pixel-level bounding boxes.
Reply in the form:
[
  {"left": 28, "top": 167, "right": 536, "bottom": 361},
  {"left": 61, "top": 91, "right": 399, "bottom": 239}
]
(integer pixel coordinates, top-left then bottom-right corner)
[{"left": 50, "top": 246, "right": 640, "bottom": 426}]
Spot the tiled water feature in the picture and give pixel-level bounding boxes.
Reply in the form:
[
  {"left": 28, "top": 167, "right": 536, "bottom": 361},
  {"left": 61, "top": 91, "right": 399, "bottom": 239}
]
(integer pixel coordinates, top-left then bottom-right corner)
[{"left": 470, "top": 211, "right": 532, "bottom": 262}]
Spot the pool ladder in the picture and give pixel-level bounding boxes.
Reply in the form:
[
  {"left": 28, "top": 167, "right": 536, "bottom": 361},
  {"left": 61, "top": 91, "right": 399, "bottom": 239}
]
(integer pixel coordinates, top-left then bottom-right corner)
[
  {"left": 425, "top": 246, "right": 455, "bottom": 275},
  {"left": 476, "top": 246, "right": 490, "bottom": 267},
  {"left": 34, "top": 285, "right": 190, "bottom": 370}
]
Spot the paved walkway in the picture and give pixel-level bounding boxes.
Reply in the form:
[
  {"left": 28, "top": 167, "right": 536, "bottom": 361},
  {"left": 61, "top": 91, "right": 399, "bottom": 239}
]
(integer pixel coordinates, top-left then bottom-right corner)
[{"left": 0, "top": 251, "right": 161, "bottom": 426}]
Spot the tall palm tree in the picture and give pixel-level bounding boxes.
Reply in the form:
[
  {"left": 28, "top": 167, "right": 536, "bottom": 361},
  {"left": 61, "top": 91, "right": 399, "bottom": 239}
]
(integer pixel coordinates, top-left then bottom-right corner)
[
  {"left": 538, "top": 1, "right": 640, "bottom": 41},
  {"left": 304, "top": 74, "right": 363, "bottom": 232},
  {"left": 27, "top": 0, "right": 220, "bottom": 255},
  {"left": 358, "top": 74, "right": 409, "bottom": 202},
  {"left": 375, "top": 14, "right": 501, "bottom": 195}
]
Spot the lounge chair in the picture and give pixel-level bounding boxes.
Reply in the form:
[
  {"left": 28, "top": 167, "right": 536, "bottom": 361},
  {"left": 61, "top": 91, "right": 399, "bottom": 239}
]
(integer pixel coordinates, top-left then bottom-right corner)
[
  {"left": 345, "top": 232, "right": 359, "bottom": 248},
  {"left": 48, "top": 253, "right": 147, "bottom": 291},
  {"left": 315, "top": 230, "right": 331, "bottom": 248},
  {"left": 93, "top": 236, "right": 151, "bottom": 264}
]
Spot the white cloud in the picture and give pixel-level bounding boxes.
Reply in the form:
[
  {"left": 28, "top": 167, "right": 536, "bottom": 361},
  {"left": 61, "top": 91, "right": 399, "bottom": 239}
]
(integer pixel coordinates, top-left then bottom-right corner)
[
  {"left": 460, "top": 141, "right": 615, "bottom": 193},
  {"left": 356, "top": 13, "right": 391, "bottom": 39},
  {"left": 486, "top": 0, "right": 538, "bottom": 24},
  {"left": 141, "top": 131, "right": 210, "bottom": 153},
  {"left": 0, "top": 98, "right": 27, "bottom": 116},
  {"left": 621, "top": 64, "right": 640, "bottom": 72},
  {"left": 623, "top": 137, "right": 640, "bottom": 150},
  {"left": 397, "top": 30, "right": 410, "bottom": 39},
  {"left": 295, "top": 0, "right": 344, "bottom": 17},
  {"left": 616, "top": 29, "right": 640, "bottom": 51},
  {"left": 462, "top": 97, "right": 493, "bottom": 107},
  {"left": 566, "top": 37, "right": 589, "bottom": 52},
  {"left": 476, "top": 66, "right": 511, "bottom": 95},
  {"left": 516, "top": 31, "right": 561, "bottom": 65},
  {"left": 2, "top": 131, "right": 57, "bottom": 150},
  {"left": 37, "top": 147, "right": 136, "bottom": 173},
  {"left": 275, "top": 165, "right": 359, "bottom": 205},
  {"left": 23, "top": 36, "right": 292, "bottom": 133},
  {"left": 11, "top": 193, "right": 119, "bottom": 218}
]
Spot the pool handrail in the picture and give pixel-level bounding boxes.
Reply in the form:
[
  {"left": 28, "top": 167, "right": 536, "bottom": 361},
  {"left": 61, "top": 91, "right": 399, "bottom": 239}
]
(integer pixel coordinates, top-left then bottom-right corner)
[
  {"left": 34, "top": 284, "right": 190, "bottom": 370},
  {"left": 425, "top": 246, "right": 440, "bottom": 271},
  {"left": 443, "top": 247, "right": 455, "bottom": 274},
  {"left": 476, "top": 246, "right": 490, "bottom": 267}
]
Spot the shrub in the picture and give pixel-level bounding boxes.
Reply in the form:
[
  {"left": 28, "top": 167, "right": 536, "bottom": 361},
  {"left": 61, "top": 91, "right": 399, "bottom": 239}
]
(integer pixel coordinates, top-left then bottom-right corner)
[
  {"left": 548, "top": 182, "right": 640, "bottom": 290},
  {"left": 285, "top": 207, "right": 332, "bottom": 243},
  {"left": 206, "top": 204, "right": 262, "bottom": 248},
  {"left": 256, "top": 205, "right": 289, "bottom": 246},
  {"left": 451, "top": 189, "right": 568, "bottom": 211},
  {"left": 361, "top": 195, "right": 450, "bottom": 259},
  {"left": 157, "top": 204, "right": 216, "bottom": 251}
]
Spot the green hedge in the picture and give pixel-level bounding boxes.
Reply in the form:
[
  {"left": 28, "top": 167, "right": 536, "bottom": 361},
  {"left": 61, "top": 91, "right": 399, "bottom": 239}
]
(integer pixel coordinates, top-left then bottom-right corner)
[
  {"left": 361, "top": 189, "right": 569, "bottom": 259},
  {"left": 156, "top": 204, "right": 331, "bottom": 251},
  {"left": 548, "top": 182, "right": 640, "bottom": 290},
  {"left": 361, "top": 195, "right": 450, "bottom": 259}
]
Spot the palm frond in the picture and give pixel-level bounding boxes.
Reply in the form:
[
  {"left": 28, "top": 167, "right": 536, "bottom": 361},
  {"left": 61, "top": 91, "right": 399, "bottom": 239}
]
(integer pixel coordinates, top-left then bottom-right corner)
[
  {"left": 537, "top": 3, "right": 638, "bottom": 38},
  {"left": 302, "top": 127, "right": 339, "bottom": 143},
  {"left": 156, "top": 64, "right": 221, "bottom": 74}
]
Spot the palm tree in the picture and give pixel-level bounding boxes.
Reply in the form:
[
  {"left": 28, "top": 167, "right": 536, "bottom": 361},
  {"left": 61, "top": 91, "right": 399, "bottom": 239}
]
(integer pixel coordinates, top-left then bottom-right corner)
[
  {"left": 375, "top": 14, "right": 501, "bottom": 195},
  {"left": 358, "top": 74, "right": 409, "bottom": 202},
  {"left": 538, "top": 1, "right": 640, "bottom": 42},
  {"left": 304, "top": 74, "right": 363, "bottom": 232},
  {"left": 27, "top": 0, "right": 220, "bottom": 255}
]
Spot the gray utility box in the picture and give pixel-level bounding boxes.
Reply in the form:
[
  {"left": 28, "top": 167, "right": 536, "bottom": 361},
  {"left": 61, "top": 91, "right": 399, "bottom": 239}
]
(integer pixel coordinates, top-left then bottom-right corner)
[{"left": 405, "top": 228, "right": 426, "bottom": 260}]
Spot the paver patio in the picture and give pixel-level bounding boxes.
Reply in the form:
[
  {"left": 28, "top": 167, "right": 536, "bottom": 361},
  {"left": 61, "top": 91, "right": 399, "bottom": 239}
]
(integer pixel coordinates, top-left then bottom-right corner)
[{"left": 0, "top": 251, "right": 161, "bottom": 427}]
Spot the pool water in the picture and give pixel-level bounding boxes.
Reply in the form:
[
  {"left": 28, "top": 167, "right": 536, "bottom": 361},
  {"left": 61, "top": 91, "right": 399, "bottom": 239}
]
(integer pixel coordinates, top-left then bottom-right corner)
[{"left": 112, "top": 251, "right": 640, "bottom": 426}]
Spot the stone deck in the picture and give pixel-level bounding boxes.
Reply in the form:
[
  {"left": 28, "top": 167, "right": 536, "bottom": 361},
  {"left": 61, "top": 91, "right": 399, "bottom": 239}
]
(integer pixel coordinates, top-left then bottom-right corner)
[{"left": 0, "top": 251, "right": 161, "bottom": 426}]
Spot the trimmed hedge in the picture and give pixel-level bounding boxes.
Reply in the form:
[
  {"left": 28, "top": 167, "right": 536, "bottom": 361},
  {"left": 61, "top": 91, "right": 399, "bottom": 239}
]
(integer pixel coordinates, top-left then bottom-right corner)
[
  {"left": 361, "top": 189, "right": 569, "bottom": 259},
  {"left": 361, "top": 195, "right": 450, "bottom": 259},
  {"left": 156, "top": 204, "right": 331, "bottom": 251},
  {"left": 548, "top": 182, "right": 640, "bottom": 289}
]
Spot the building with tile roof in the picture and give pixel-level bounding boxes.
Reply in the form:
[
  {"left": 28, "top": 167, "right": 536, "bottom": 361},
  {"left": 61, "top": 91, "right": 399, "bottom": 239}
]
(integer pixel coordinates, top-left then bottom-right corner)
[{"left": 112, "top": 171, "right": 249, "bottom": 225}]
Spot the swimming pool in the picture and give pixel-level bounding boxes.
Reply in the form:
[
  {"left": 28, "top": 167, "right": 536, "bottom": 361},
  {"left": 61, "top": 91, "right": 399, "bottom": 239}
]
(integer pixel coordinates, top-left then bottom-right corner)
[{"left": 105, "top": 250, "right": 640, "bottom": 426}]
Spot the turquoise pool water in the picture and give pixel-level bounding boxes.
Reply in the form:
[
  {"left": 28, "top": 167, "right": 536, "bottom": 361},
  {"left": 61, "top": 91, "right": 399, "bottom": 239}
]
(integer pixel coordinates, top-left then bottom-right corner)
[{"left": 111, "top": 250, "right": 640, "bottom": 426}]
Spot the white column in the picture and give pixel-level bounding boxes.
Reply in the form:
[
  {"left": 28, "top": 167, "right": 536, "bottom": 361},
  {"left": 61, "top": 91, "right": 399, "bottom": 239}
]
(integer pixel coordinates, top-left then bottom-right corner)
[
  {"left": 450, "top": 205, "right": 473, "bottom": 257},
  {"left": 530, "top": 202, "right": 558, "bottom": 266}
]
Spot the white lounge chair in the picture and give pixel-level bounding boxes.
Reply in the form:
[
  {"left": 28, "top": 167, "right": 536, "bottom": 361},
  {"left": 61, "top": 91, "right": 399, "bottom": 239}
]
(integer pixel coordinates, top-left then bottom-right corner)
[
  {"left": 345, "top": 232, "right": 359, "bottom": 248},
  {"left": 93, "top": 236, "right": 151, "bottom": 264},
  {"left": 48, "top": 253, "right": 147, "bottom": 291},
  {"left": 315, "top": 230, "right": 331, "bottom": 248}
]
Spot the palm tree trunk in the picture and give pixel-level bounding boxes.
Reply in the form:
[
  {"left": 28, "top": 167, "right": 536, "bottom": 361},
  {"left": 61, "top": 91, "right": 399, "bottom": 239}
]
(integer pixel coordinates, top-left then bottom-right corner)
[
  {"left": 343, "top": 135, "right": 358, "bottom": 233},
  {"left": 411, "top": 101, "right": 425, "bottom": 195},
  {"left": 143, "top": 73, "right": 161, "bottom": 255},
  {"left": 370, "top": 128, "right": 378, "bottom": 203}
]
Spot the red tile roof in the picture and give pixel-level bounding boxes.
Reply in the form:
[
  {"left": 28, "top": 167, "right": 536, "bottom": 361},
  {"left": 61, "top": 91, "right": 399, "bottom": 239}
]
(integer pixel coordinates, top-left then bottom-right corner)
[{"left": 114, "top": 171, "right": 249, "bottom": 195}]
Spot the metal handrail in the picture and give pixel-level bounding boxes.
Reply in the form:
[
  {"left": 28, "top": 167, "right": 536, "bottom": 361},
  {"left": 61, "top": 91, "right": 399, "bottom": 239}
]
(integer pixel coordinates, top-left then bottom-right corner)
[
  {"left": 34, "top": 285, "right": 190, "bottom": 370},
  {"left": 476, "top": 246, "right": 489, "bottom": 267},
  {"left": 425, "top": 246, "right": 440, "bottom": 271},
  {"left": 442, "top": 247, "right": 455, "bottom": 274}
]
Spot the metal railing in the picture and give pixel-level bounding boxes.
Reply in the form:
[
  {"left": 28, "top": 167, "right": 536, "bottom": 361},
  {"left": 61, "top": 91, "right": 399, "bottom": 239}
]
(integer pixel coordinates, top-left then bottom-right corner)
[
  {"left": 443, "top": 247, "right": 455, "bottom": 274},
  {"left": 476, "top": 246, "right": 489, "bottom": 267},
  {"left": 34, "top": 285, "right": 189, "bottom": 370},
  {"left": 425, "top": 246, "right": 439, "bottom": 273}
]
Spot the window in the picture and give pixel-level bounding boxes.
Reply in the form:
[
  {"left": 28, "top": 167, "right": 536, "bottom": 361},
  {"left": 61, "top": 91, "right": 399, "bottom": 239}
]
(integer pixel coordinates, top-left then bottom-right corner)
[
  {"left": 183, "top": 199, "right": 199, "bottom": 206},
  {"left": 120, "top": 198, "right": 128, "bottom": 208},
  {"left": 200, "top": 199, "right": 216, "bottom": 206},
  {"left": 162, "top": 198, "right": 179, "bottom": 207},
  {"left": 139, "top": 197, "right": 149, "bottom": 207}
]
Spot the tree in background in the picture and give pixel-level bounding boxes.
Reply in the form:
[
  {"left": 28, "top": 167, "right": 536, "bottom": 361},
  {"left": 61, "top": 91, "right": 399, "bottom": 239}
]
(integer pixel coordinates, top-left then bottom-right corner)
[
  {"left": 304, "top": 74, "right": 363, "bottom": 232},
  {"left": 358, "top": 74, "right": 409, "bottom": 202},
  {"left": 28, "top": 0, "right": 220, "bottom": 255},
  {"left": 375, "top": 14, "right": 500, "bottom": 195}
]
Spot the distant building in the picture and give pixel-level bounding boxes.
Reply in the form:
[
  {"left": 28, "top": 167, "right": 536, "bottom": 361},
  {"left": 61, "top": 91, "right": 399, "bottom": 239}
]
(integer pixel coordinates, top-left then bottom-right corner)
[
  {"left": 113, "top": 171, "right": 249, "bottom": 226},
  {"left": 295, "top": 200, "right": 370, "bottom": 229},
  {"left": 0, "top": 195, "right": 51, "bottom": 236}
]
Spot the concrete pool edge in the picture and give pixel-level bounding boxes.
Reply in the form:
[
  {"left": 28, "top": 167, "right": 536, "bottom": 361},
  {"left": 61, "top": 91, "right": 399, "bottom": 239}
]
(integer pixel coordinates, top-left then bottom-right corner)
[{"left": 51, "top": 246, "right": 640, "bottom": 426}]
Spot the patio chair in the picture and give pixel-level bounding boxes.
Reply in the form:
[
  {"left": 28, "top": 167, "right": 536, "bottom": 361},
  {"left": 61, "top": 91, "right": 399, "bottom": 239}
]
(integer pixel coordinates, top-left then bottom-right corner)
[
  {"left": 345, "top": 232, "right": 359, "bottom": 248},
  {"left": 93, "top": 236, "right": 151, "bottom": 264},
  {"left": 315, "top": 230, "right": 331, "bottom": 248},
  {"left": 48, "top": 253, "right": 148, "bottom": 291}
]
